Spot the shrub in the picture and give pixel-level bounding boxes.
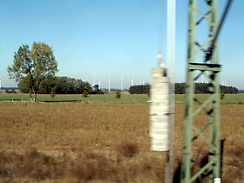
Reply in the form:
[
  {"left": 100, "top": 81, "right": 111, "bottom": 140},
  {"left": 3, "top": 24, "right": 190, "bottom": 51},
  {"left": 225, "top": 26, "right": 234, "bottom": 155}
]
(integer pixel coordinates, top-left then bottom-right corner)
[
  {"left": 83, "top": 90, "right": 89, "bottom": 98},
  {"left": 50, "top": 91, "right": 56, "bottom": 98},
  {"left": 220, "top": 92, "right": 225, "bottom": 99},
  {"left": 115, "top": 90, "right": 121, "bottom": 99},
  {"left": 115, "top": 141, "right": 139, "bottom": 158}
]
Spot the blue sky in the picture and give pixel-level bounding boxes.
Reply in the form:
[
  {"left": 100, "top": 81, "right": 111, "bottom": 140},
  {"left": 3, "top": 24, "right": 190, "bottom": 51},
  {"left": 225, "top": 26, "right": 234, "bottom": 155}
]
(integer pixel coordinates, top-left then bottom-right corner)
[{"left": 0, "top": 0, "right": 243, "bottom": 89}]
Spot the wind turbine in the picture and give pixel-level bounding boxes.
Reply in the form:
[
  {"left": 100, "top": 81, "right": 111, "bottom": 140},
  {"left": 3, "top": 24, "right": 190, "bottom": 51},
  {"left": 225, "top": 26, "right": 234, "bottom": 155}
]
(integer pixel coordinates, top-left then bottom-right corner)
[
  {"left": 98, "top": 80, "right": 101, "bottom": 90},
  {"left": 92, "top": 71, "right": 96, "bottom": 87},
  {"left": 109, "top": 74, "right": 111, "bottom": 92},
  {"left": 131, "top": 77, "right": 134, "bottom": 86},
  {"left": 121, "top": 75, "right": 123, "bottom": 91}
]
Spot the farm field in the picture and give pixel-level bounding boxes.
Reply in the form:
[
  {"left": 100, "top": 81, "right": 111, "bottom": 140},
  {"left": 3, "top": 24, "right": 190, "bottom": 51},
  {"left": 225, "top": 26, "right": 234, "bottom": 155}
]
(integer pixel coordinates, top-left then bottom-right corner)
[
  {"left": 0, "top": 100, "right": 243, "bottom": 182},
  {"left": 0, "top": 92, "right": 244, "bottom": 103}
]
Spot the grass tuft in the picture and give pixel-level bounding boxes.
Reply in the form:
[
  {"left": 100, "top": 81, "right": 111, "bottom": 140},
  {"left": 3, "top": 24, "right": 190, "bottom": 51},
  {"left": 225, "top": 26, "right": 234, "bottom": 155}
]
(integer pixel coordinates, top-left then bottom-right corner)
[{"left": 115, "top": 141, "right": 139, "bottom": 158}]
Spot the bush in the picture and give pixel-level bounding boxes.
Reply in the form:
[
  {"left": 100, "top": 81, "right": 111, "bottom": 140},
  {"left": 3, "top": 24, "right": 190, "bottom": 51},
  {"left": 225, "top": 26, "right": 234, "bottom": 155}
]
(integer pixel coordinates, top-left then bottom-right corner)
[
  {"left": 5, "top": 89, "right": 10, "bottom": 93},
  {"left": 220, "top": 92, "right": 225, "bottom": 99},
  {"left": 115, "top": 141, "right": 139, "bottom": 158},
  {"left": 50, "top": 90, "right": 56, "bottom": 98},
  {"left": 83, "top": 90, "right": 89, "bottom": 98},
  {"left": 115, "top": 90, "right": 121, "bottom": 99}
]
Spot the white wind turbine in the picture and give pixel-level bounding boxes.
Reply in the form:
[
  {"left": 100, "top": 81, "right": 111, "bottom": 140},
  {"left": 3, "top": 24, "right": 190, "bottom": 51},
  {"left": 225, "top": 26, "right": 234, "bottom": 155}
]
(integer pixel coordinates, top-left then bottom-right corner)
[
  {"left": 92, "top": 71, "right": 96, "bottom": 87},
  {"left": 98, "top": 80, "right": 101, "bottom": 90},
  {"left": 121, "top": 75, "right": 123, "bottom": 91},
  {"left": 108, "top": 74, "right": 111, "bottom": 92},
  {"left": 131, "top": 77, "right": 134, "bottom": 86}
]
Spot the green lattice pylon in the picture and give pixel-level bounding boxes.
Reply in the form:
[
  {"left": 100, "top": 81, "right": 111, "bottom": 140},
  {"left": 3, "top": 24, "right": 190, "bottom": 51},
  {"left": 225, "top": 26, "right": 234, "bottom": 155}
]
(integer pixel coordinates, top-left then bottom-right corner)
[{"left": 180, "top": 0, "right": 222, "bottom": 182}]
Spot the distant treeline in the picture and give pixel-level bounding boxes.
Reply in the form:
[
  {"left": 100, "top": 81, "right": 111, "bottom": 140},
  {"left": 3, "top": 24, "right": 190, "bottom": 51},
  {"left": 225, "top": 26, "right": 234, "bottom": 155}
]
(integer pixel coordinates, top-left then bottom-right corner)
[
  {"left": 128, "top": 83, "right": 239, "bottom": 94},
  {"left": 129, "top": 84, "right": 150, "bottom": 94},
  {"left": 239, "top": 90, "right": 244, "bottom": 93},
  {"left": 176, "top": 83, "right": 238, "bottom": 94},
  {"left": 18, "top": 76, "right": 103, "bottom": 94}
]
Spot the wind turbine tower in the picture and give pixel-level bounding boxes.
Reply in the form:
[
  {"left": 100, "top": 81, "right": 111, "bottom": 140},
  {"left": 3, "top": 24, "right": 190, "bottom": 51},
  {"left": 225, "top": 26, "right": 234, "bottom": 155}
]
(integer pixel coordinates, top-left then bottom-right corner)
[
  {"left": 121, "top": 75, "right": 123, "bottom": 91},
  {"left": 109, "top": 74, "right": 111, "bottom": 92},
  {"left": 92, "top": 72, "right": 96, "bottom": 87},
  {"left": 131, "top": 77, "right": 134, "bottom": 86}
]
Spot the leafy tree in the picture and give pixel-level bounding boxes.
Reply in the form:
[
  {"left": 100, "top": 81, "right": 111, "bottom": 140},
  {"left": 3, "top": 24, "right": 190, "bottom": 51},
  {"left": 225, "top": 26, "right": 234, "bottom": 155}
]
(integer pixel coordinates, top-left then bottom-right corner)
[{"left": 7, "top": 41, "right": 58, "bottom": 101}]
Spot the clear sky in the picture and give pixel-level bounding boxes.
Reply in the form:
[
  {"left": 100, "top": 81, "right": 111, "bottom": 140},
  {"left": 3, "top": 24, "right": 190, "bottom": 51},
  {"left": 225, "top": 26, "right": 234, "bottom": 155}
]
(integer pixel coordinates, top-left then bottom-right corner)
[{"left": 0, "top": 0, "right": 243, "bottom": 90}]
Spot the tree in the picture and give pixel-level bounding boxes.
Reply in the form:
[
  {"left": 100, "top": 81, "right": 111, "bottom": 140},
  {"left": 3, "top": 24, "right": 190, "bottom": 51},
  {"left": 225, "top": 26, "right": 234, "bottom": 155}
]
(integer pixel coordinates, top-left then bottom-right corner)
[{"left": 7, "top": 42, "right": 58, "bottom": 101}]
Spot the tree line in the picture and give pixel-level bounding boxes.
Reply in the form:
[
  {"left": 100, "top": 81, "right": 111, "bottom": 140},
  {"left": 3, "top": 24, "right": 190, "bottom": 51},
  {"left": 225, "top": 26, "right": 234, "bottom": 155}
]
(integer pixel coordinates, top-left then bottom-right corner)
[
  {"left": 175, "top": 83, "right": 238, "bottom": 94},
  {"left": 18, "top": 76, "right": 95, "bottom": 95},
  {"left": 128, "top": 83, "right": 238, "bottom": 94},
  {"left": 128, "top": 84, "right": 150, "bottom": 94}
]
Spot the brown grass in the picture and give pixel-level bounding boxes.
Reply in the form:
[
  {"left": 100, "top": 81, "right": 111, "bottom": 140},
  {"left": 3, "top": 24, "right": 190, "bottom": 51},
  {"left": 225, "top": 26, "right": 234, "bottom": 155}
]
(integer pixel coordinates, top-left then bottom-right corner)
[
  {"left": 115, "top": 141, "right": 139, "bottom": 158},
  {"left": 0, "top": 101, "right": 243, "bottom": 182}
]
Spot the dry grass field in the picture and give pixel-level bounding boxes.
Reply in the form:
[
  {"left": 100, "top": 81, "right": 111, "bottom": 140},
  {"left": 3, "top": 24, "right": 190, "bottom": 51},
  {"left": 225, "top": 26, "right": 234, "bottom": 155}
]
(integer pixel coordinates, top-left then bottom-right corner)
[{"left": 0, "top": 101, "right": 243, "bottom": 182}]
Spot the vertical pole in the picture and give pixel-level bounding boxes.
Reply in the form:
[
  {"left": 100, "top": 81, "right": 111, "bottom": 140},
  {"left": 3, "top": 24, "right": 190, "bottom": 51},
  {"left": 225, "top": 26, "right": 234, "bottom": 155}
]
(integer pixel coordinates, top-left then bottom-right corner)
[
  {"left": 165, "top": 0, "right": 176, "bottom": 182},
  {"left": 109, "top": 74, "right": 111, "bottom": 92},
  {"left": 181, "top": 0, "right": 197, "bottom": 181},
  {"left": 213, "top": 0, "right": 221, "bottom": 179}
]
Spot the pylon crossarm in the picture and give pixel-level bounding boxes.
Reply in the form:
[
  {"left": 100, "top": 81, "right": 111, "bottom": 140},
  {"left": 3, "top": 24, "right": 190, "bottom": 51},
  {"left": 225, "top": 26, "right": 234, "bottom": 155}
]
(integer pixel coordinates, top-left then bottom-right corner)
[
  {"left": 190, "top": 161, "right": 212, "bottom": 183},
  {"left": 189, "top": 63, "right": 221, "bottom": 72}
]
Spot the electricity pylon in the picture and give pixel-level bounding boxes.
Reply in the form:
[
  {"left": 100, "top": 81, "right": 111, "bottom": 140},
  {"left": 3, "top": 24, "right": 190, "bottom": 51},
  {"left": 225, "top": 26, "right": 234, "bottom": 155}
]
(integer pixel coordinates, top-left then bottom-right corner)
[{"left": 180, "top": 0, "right": 232, "bottom": 182}]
